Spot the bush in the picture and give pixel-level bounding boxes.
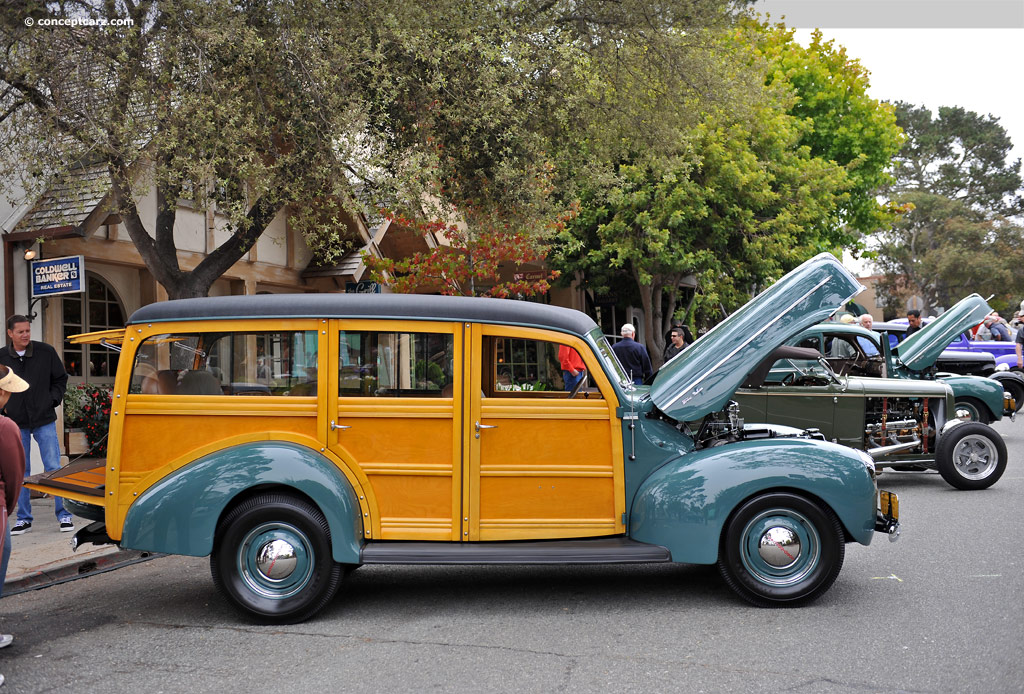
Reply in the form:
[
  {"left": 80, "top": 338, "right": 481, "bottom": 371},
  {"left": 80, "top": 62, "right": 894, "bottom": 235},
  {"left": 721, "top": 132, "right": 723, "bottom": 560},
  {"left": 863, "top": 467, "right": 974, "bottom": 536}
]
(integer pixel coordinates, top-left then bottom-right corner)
[{"left": 63, "top": 384, "right": 113, "bottom": 457}]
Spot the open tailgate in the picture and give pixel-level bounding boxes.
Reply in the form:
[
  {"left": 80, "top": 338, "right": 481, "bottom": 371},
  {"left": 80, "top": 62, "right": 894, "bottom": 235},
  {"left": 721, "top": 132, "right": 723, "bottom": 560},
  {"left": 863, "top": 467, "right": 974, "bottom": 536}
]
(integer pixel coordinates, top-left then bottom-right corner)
[{"left": 25, "top": 458, "right": 106, "bottom": 504}]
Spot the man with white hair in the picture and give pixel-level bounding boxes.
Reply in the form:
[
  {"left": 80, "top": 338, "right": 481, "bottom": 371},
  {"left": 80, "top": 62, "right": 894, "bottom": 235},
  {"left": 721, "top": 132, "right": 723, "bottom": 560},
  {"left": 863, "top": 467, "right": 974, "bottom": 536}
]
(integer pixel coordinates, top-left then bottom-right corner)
[
  {"left": 611, "top": 323, "right": 652, "bottom": 385},
  {"left": 856, "top": 314, "right": 881, "bottom": 356}
]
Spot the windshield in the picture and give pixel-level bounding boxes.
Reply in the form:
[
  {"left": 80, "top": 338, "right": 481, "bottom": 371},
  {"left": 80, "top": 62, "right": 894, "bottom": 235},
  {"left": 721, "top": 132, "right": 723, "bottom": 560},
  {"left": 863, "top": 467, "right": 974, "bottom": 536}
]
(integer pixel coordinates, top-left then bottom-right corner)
[{"left": 592, "top": 330, "right": 632, "bottom": 388}]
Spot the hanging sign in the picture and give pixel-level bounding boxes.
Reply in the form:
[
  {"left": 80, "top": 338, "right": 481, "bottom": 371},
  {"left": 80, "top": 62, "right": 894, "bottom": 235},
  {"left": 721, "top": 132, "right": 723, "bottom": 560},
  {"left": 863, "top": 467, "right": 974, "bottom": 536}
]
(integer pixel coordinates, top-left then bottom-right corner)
[{"left": 30, "top": 255, "right": 85, "bottom": 297}]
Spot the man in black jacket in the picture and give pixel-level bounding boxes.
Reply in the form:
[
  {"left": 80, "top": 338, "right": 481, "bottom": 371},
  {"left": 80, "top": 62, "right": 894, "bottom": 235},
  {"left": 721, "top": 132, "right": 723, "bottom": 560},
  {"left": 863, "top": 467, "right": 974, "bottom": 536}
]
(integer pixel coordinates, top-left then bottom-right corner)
[{"left": 0, "top": 315, "right": 72, "bottom": 535}]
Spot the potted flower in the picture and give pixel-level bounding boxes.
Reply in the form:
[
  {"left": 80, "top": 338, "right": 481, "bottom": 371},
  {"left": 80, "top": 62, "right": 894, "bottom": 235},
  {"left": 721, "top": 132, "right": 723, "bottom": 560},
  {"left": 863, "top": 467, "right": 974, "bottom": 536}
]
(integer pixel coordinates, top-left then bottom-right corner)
[{"left": 63, "top": 384, "right": 113, "bottom": 457}]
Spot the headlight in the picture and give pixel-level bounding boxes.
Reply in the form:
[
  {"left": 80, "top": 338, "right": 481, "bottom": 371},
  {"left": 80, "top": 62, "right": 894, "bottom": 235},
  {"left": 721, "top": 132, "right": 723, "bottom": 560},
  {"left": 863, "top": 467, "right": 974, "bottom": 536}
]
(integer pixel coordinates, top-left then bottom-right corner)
[
  {"left": 856, "top": 448, "right": 877, "bottom": 481},
  {"left": 995, "top": 363, "right": 1009, "bottom": 372}
]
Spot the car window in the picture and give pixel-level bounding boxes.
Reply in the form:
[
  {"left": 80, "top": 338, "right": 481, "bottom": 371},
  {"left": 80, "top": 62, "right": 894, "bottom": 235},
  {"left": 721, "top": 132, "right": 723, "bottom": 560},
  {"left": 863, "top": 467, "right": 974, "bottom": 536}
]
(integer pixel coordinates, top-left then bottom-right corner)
[
  {"left": 339, "top": 330, "right": 453, "bottom": 397},
  {"left": 482, "top": 335, "right": 603, "bottom": 398},
  {"left": 130, "top": 331, "right": 319, "bottom": 396}
]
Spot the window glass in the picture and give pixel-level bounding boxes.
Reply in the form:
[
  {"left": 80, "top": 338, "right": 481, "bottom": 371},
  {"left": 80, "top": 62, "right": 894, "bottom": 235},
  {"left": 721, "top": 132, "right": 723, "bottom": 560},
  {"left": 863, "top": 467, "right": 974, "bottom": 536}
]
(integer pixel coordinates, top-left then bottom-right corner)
[
  {"left": 62, "top": 272, "right": 123, "bottom": 380},
  {"left": 339, "top": 331, "right": 453, "bottom": 397},
  {"left": 130, "top": 330, "right": 318, "bottom": 396},
  {"left": 485, "top": 335, "right": 603, "bottom": 398}
]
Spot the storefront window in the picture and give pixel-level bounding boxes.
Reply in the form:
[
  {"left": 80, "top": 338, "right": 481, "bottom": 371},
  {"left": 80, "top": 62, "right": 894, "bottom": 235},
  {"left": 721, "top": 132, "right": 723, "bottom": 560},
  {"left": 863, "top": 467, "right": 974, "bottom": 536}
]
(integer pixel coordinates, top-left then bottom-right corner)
[{"left": 62, "top": 273, "right": 124, "bottom": 381}]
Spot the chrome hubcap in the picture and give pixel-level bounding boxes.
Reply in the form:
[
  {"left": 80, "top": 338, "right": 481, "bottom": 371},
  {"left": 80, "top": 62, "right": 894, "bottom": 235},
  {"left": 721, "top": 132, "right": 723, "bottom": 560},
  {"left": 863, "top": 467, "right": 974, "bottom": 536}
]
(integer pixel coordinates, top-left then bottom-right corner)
[
  {"left": 757, "top": 527, "right": 801, "bottom": 568},
  {"left": 951, "top": 434, "right": 999, "bottom": 480},
  {"left": 256, "top": 539, "right": 298, "bottom": 580}
]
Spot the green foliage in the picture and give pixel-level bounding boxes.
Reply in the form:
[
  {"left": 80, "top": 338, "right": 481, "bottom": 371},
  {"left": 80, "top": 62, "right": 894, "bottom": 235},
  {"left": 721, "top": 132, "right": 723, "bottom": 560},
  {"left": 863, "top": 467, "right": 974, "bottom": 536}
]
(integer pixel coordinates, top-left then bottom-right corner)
[
  {"left": 1, "top": 0, "right": 746, "bottom": 300},
  {"left": 871, "top": 103, "right": 1024, "bottom": 314},
  {"left": 63, "top": 384, "right": 112, "bottom": 457},
  {"left": 554, "top": 20, "right": 901, "bottom": 362},
  {"left": 889, "top": 102, "right": 1023, "bottom": 216},
  {"left": 750, "top": 24, "right": 904, "bottom": 234},
  {"left": 873, "top": 193, "right": 1024, "bottom": 315}
]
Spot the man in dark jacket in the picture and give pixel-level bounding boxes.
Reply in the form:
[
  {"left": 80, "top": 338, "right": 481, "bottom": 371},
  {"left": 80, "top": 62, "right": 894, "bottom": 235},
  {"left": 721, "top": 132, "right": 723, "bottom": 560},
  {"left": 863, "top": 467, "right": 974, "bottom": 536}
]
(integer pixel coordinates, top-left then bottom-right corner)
[
  {"left": 0, "top": 315, "right": 72, "bottom": 535},
  {"left": 611, "top": 323, "right": 652, "bottom": 385}
]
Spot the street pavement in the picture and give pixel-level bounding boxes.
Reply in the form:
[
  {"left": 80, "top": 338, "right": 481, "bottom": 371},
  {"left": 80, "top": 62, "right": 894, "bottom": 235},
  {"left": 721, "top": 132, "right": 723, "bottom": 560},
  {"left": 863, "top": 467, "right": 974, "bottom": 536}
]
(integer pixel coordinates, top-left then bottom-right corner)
[{"left": 3, "top": 497, "right": 152, "bottom": 597}]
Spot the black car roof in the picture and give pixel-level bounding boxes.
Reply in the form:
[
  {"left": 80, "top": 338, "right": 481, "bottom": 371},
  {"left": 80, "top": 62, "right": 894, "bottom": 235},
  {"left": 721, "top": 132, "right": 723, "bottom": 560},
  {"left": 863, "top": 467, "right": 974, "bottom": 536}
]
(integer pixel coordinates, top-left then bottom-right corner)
[{"left": 128, "top": 293, "right": 598, "bottom": 337}]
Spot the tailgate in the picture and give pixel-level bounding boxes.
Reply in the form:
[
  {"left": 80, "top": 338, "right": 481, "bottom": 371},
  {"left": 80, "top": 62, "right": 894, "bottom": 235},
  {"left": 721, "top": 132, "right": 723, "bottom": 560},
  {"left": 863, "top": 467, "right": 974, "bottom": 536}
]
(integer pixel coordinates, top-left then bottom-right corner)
[{"left": 25, "top": 458, "right": 107, "bottom": 504}]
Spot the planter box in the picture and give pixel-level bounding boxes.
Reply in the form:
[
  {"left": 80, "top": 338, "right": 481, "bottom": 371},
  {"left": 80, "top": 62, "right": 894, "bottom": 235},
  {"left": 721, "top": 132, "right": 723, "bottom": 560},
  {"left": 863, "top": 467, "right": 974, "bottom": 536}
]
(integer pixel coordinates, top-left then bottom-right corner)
[{"left": 65, "top": 429, "right": 89, "bottom": 456}]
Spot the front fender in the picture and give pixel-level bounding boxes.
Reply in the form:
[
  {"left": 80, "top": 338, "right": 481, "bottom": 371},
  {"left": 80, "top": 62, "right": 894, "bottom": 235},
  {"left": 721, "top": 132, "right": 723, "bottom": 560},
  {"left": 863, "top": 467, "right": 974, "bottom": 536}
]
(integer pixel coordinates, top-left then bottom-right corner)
[
  {"left": 120, "top": 441, "right": 363, "bottom": 563},
  {"left": 939, "top": 374, "right": 1006, "bottom": 419},
  {"left": 628, "top": 438, "right": 877, "bottom": 565}
]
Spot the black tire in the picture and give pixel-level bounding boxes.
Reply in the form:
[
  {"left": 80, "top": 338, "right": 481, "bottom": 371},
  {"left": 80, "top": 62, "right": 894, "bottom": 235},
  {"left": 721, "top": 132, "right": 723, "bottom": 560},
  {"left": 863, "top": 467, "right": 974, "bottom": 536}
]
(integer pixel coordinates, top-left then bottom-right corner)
[
  {"left": 211, "top": 493, "right": 343, "bottom": 624},
  {"left": 995, "top": 376, "right": 1024, "bottom": 413},
  {"left": 954, "top": 397, "right": 992, "bottom": 424},
  {"left": 717, "top": 492, "right": 845, "bottom": 607},
  {"left": 935, "top": 422, "right": 1007, "bottom": 490}
]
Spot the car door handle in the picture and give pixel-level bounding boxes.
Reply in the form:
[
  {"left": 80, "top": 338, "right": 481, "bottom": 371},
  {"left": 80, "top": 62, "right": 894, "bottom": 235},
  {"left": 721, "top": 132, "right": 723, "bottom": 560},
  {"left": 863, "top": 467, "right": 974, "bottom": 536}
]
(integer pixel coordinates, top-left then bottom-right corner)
[
  {"left": 330, "top": 420, "right": 351, "bottom": 431},
  {"left": 475, "top": 421, "right": 497, "bottom": 438}
]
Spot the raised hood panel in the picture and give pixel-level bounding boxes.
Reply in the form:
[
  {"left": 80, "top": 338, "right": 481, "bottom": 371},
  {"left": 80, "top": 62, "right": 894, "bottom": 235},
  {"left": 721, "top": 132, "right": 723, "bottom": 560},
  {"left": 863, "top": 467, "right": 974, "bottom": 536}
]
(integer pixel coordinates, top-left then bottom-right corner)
[
  {"left": 650, "top": 253, "right": 863, "bottom": 422},
  {"left": 895, "top": 294, "right": 991, "bottom": 371}
]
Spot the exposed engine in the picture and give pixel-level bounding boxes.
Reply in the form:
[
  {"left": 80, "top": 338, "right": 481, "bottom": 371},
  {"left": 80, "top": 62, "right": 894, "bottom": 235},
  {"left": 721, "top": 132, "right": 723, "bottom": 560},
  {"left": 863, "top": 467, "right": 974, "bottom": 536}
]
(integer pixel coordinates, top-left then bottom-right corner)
[
  {"left": 863, "top": 396, "right": 939, "bottom": 454},
  {"left": 691, "top": 401, "right": 823, "bottom": 449}
]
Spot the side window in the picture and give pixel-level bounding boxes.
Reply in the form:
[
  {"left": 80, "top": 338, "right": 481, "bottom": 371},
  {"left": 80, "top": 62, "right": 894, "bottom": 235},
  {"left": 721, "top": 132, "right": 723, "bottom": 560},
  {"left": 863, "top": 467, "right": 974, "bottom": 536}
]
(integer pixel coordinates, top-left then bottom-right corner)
[
  {"left": 483, "top": 336, "right": 602, "bottom": 399},
  {"left": 338, "top": 331, "right": 453, "bottom": 397},
  {"left": 130, "top": 331, "right": 319, "bottom": 396}
]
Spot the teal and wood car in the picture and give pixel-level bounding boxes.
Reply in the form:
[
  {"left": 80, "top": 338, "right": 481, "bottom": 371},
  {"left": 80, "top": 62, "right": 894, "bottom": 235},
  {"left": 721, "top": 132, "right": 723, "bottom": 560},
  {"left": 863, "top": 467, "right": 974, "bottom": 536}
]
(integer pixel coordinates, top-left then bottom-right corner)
[{"left": 28, "top": 253, "right": 899, "bottom": 623}]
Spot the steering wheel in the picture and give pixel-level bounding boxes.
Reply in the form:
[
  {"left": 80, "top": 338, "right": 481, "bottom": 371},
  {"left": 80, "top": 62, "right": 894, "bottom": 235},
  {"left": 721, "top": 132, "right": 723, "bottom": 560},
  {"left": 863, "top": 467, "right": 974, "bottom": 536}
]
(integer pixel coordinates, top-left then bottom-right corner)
[
  {"left": 568, "top": 374, "right": 587, "bottom": 399},
  {"left": 779, "top": 372, "right": 796, "bottom": 385}
]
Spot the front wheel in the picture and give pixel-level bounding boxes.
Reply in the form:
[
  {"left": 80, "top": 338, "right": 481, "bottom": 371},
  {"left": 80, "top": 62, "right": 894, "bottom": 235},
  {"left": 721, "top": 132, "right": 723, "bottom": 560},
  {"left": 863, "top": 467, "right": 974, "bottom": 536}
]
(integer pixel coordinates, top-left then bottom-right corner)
[
  {"left": 954, "top": 397, "right": 992, "bottom": 424},
  {"left": 717, "top": 492, "right": 845, "bottom": 607},
  {"left": 211, "top": 493, "right": 343, "bottom": 624},
  {"left": 935, "top": 422, "right": 1007, "bottom": 490}
]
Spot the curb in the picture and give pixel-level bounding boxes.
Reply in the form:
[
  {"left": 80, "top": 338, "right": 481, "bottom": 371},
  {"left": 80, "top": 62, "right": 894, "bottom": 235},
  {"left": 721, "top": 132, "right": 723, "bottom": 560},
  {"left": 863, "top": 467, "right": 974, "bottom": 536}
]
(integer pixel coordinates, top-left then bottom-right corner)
[{"left": 3, "top": 548, "right": 163, "bottom": 597}]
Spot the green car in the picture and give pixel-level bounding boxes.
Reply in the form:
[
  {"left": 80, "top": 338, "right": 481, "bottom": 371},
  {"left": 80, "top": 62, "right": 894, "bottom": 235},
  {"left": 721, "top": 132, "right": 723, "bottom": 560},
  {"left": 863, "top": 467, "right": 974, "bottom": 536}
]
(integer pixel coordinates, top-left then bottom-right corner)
[
  {"left": 734, "top": 343, "right": 1008, "bottom": 490},
  {"left": 781, "top": 299, "right": 1014, "bottom": 424}
]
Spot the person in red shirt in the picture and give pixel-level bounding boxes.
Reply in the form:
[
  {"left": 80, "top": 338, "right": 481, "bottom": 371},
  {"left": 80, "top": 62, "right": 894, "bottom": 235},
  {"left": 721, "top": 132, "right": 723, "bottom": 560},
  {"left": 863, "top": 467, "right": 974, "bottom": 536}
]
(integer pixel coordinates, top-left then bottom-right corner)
[{"left": 557, "top": 344, "right": 587, "bottom": 392}]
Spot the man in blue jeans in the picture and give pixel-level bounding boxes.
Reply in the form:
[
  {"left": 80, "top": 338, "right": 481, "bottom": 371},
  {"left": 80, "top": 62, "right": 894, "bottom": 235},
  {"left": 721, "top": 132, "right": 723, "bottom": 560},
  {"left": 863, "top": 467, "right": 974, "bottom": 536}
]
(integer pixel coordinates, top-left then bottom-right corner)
[{"left": 0, "top": 315, "right": 72, "bottom": 535}]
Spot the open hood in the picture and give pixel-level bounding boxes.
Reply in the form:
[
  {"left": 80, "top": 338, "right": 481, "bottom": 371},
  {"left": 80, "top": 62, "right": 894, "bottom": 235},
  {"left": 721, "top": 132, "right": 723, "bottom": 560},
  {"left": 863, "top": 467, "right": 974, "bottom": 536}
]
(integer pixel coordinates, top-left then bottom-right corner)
[
  {"left": 894, "top": 294, "right": 991, "bottom": 372},
  {"left": 649, "top": 253, "right": 863, "bottom": 422}
]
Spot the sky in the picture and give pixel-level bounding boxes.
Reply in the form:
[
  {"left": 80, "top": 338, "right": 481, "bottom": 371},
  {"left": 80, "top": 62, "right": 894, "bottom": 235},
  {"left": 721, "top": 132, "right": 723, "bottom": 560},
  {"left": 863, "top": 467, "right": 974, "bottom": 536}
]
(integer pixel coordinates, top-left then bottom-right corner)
[{"left": 751, "top": 1, "right": 1024, "bottom": 164}]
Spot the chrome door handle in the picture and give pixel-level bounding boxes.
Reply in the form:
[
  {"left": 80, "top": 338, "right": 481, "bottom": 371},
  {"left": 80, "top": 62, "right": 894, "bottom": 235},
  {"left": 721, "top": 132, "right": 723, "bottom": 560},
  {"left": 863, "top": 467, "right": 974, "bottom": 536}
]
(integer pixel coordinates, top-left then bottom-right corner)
[
  {"left": 475, "top": 421, "right": 497, "bottom": 438},
  {"left": 330, "top": 420, "right": 351, "bottom": 431}
]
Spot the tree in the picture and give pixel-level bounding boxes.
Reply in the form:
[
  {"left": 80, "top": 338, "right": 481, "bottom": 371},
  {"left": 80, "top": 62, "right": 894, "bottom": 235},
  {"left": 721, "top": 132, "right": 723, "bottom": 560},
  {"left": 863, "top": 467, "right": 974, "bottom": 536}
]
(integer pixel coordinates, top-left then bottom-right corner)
[
  {"left": 1, "top": 0, "right": 749, "bottom": 300},
  {"left": 553, "top": 21, "right": 903, "bottom": 364},
  {"left": 362, "top": 212, "right": 566, "bottom": 298},
  {"left": 872, "top": 103, "right": 1024, "bottom": 314},
  {"left": 888, "top": 102, "right": 1023, "bottom": 215},
  {"left": 873, "top": 194, "right": 1024, "bottom": 315}
]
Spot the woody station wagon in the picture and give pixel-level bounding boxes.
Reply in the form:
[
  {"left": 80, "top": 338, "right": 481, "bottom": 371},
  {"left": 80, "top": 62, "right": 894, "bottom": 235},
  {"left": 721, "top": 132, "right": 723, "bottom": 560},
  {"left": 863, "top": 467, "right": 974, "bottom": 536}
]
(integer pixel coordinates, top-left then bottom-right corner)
[{"left": 28, "top": 253, "right": 900, "bottom": 623}]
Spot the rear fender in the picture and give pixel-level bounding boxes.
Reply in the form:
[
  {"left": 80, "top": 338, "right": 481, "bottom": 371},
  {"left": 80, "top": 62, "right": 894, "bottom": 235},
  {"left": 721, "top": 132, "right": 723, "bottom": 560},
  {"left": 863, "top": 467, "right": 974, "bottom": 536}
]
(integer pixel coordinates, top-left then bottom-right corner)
[
  {"left": 628, "top": 438, "right": 877, "bottom": 565},
  {"left": 120, "top": 441, "right": 363, "bottom": 563}
]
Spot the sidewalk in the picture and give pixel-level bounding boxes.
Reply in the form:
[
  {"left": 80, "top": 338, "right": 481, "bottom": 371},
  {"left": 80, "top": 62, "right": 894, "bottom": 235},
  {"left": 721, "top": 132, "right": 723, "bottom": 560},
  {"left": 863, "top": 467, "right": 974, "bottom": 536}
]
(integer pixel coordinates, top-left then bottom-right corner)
[{"left": 3, "top": 497, "right": 153, "bottom": 597}]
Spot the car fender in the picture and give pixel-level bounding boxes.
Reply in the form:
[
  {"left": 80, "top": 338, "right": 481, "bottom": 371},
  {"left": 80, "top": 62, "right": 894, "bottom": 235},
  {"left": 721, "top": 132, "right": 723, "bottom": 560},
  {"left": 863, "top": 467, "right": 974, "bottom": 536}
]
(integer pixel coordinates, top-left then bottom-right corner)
[
  {"left": 628, "top": 438, "right": 877, "bottom": 565},
  {"left": 120, "top": 441, "right": 363, "bottom": 563},
  {"left": 939, "top": 373, "right": 1006, "bottom": 419}
]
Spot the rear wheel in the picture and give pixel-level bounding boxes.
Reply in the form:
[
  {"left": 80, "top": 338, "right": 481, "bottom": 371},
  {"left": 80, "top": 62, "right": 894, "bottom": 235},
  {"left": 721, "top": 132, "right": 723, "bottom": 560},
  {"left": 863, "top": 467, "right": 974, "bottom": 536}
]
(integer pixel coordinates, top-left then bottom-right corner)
[
  {"left": 211, "top": 493, "right": 343, "bottom": 624},
  {"left": 717, "top": 492, "right": 845, "bottom": 607},
  {"left": 935, "top": 422, "right": 1007, "bottom": 490}
]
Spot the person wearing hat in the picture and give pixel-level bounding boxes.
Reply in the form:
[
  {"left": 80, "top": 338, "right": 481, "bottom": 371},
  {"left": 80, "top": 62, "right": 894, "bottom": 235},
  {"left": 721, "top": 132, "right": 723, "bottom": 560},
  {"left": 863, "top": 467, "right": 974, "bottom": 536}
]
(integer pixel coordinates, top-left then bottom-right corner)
[
  {"left": 1, "top": 363, "right": 29, "bottom": 670},
  {"left": 612, "top": 323, "right": 652, "bottom": 385},
  {"left": 0, "top": 315, "right": 72, "bottom": 535}
]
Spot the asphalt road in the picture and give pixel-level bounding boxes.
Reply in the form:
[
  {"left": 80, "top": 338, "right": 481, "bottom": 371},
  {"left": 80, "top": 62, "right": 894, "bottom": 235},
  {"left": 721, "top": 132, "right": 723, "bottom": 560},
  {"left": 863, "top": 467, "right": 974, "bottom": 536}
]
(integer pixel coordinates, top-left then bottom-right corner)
[{"left": 2, "top": 421, "right": 1023, "bottom": 694}]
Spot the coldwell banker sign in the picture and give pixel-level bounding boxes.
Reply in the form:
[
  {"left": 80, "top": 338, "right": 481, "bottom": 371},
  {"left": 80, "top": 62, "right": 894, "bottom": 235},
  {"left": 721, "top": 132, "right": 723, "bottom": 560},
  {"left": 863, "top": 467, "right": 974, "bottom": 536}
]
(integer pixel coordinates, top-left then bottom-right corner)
[{"left": 31, "top": 255, "right": 85, "bottom": 298}]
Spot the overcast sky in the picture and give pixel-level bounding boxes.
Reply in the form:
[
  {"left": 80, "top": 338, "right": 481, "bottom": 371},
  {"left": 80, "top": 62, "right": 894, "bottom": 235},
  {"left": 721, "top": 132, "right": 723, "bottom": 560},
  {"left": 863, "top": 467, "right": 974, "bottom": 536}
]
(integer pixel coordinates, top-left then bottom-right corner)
[{"left": 752, "top": 2, "right": 1024, "bottom": 166}]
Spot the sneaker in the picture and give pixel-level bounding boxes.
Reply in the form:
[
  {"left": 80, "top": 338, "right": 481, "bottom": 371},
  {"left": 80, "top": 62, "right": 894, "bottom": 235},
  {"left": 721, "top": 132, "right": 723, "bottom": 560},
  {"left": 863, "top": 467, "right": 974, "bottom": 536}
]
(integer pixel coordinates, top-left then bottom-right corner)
[
  {"left": 10, "top": 521, "right": 30, "bottom": 536},
  {"left": 0, "top": 634, "right": 12, "bottom": 648},
  {"left": 59, "top": 518, "right": 74, "bottom": 532}
]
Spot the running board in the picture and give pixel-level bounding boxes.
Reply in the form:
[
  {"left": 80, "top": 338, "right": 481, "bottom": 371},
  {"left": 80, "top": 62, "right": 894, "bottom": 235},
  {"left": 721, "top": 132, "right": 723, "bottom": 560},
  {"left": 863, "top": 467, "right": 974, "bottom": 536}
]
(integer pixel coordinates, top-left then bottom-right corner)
[{"left": 359, "top": 537, "right": 671, "bottom": 565}]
